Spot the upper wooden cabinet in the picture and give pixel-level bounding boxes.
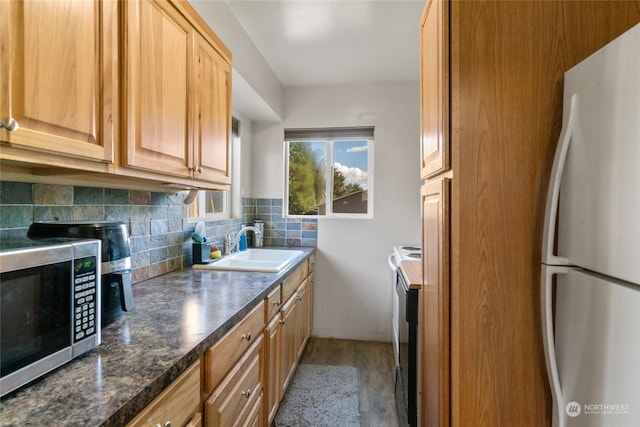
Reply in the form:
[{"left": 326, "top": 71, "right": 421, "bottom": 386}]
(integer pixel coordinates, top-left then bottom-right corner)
[
  {"left": 121, "top": 0, "right": 231, "bottom": 185},
  {"left": 419, "top": 0, "right": 448, "bottom": 179},
  {"left": 194, "top": 32, "right": 232, "bottom": 185},
  {"left": 1, "top": 0, "right": 231, "bottom": 189},
  {"left": 122, "top": 0, "right": 193, "bottom": 178},
  {"left": 0, "top": 0, "right": 117, "bottom": 168}
]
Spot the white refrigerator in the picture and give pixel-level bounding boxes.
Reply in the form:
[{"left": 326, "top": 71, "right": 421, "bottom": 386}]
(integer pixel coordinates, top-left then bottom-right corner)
[{"left": 541, "top": 23, "right": 640, "bottom": 427}]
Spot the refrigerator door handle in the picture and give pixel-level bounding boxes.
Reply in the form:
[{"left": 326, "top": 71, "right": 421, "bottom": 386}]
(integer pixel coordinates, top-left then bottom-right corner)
[
  {"left": 541, "top": 94, "right": 578, "bottom": 266},
  {"left": 541, "top": 264, "right": 571, "bottom": 427}
]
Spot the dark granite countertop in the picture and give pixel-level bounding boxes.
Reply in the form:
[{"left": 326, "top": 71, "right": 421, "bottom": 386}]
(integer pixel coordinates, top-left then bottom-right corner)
[{"left": 0, "top": 247, "right": 314, "bottom": 426}]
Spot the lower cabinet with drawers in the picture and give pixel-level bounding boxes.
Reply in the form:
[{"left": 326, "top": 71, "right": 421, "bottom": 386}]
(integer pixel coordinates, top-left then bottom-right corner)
[
  {"left": 205, "top": 335, "right": 264, "bottom": 427},
  {"left": 264, "top": 255, "right": 314, "bottom": 426},
  {"left": 126, "top": 255, "right": 314, "bottom": 427}
]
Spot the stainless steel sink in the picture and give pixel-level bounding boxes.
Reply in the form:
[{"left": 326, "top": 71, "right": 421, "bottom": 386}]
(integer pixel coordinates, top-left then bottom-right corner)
[{"left": 192, "top": 248, "right": 304, "bottom": 273}]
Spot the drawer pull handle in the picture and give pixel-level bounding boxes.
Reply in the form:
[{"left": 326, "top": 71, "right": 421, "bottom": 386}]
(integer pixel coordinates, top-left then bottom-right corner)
[
  {"left": 241, "top": 389, "right": 251, "bottom": 398},
  {"left": 242, "top": 332, "right": 251, "bottom": 341},
  {"left": 155, "top": 422, "right": 171, "bottom": 427},
  {"left": 297, "top": 294, "right": 303, "bottom": 301},
  {"left": 280, "top": 319, "right": 286, "bottom": 325},
  {"left": 273, "top": 300, "right": 281, "bottom": 307}
]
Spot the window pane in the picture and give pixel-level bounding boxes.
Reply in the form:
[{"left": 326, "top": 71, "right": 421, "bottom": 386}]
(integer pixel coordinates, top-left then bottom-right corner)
[
  {"left": 187, "top": 190, "right": 229, "bottom": 220},
  {"left": 332, "top": 139, "right": 369, "bottom": 214},
  {"left": 285, "top": 129, "right": 374, "bottom": 218},
  {"left": 288, "top": 141, "right": 326, "bottom": 215},
  {"left": 205, "top": 190, "right": 226, "bottom": 215}
]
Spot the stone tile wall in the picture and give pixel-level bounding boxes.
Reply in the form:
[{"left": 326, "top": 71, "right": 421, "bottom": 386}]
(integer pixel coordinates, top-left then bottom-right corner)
[
  {"left": 252, "top": 198, "right": 318, "bottom": 247},
  {"left": 0, "top": 182, "right": 317, "bottom": 283}
]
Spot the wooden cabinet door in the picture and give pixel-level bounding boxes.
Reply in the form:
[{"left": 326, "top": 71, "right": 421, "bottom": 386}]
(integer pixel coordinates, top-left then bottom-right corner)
[
  {"left": 295, "top": 278, "right": 311, "bottom": 361},
  {"left": 279, "top": 295, "right": 297, "bottom": 394},
  {"left": 194, "top": 33, "right": 231, "bottom": 184},
  {"left": 306, "top": 273, "right": 314, "bottom": 338},
  {"left": 420, "top": 0, "right": 449, "bottom": 179},
  {"left": 420, "top": 178, "right": 450, "bottom": 427},
  {"left": 122, "top": 0, "right": 193, "bottom": 178},
  {"left": 0, "top": 0, "right": 116, "bottom": 165},
  {"left": 264, "top": 314, "right": 281, "bottom": 426}
]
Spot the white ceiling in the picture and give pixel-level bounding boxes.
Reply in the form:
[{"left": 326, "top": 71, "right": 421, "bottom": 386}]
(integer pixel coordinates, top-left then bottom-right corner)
[{"left": 226, "top": 0, "right": 424, "bottom": 88}]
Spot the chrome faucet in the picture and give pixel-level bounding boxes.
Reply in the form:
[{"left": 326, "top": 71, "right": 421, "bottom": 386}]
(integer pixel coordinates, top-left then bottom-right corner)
[{"left": 224, "top": 226, "right": 262, "bottom": 254}]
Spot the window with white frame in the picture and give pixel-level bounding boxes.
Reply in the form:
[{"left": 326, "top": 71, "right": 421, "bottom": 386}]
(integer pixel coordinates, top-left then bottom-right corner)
[
  {"left": 284, "top": 127, "right": 374, "bottom": 218},
  {"left": 187, "top": 189, "right": 229, "bottom": 220}
]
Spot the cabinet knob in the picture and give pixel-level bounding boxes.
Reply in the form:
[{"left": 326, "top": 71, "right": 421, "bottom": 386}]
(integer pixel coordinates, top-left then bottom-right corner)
[
  {"left": 273, "top": 300, "right": 281, "bottom": 307},
  {"left": 242, "top": 332, "right": 251, "bottom": 341},
  {"left": 297, "top": 294, "right": 304, "bottom": 301},
  {"left": 0, "top": 117, "right": 19, "bottom": 132},
  {"left": 155, "top": 422, "right": 171, "bottom": 427},
  {"left": 280, "top": 319, "right": 286, "bottom": 325},
  {"left": 196, "top": 166, "right": 203, "bottom": 174},
  {"left": 241, "top": 389, "right": 251, "bottom": 398}
]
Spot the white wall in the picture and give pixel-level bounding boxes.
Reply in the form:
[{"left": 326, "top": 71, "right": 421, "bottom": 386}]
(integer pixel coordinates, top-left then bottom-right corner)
[{"left": 253, "top": 82, "right": 421, "bottom": 341}]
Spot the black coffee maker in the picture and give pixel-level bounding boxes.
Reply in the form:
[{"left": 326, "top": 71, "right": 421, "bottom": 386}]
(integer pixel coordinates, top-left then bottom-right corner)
[{"left": 28, "top": 221, "right": 134, "bottom": 326}]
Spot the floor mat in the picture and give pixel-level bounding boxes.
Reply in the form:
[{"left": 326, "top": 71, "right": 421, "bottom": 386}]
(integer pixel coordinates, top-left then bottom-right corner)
[{"left": 275, "top": 364, "right": 360, "bottom": 427}]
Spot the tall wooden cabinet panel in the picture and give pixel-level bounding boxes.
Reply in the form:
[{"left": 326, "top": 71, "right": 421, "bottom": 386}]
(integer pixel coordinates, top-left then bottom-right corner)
[
  {"left": 420, "top": 178, "right": 450, "bottom": 427},
  {"left": 420, "top": 0, "right": 448, "bottom": 179},
  {"left": 122, "top": 0, "right": 193, "bottom": 178},
  {"left": 0, "top": 0, "right": 116, "bottom": 166},
  {"left": 419, "top": 0, "right": 640, "bottom": 426}
]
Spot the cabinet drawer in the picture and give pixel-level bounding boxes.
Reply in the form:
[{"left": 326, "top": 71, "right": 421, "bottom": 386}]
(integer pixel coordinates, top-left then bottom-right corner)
[
  {"left": 126, "top": 359, "right": 201, "bottom": 427},
  {"left": 282, "top": 261, "right": 307, "bottom": 303},
  {"left": 204, "top": 302, "right": 265, "bottom": 393},
  {"left": 205, "top": 335, "right": 263, "bottom": 427},
  {"left": 265, "top": 285, "right": 282, "bottom": 322}
]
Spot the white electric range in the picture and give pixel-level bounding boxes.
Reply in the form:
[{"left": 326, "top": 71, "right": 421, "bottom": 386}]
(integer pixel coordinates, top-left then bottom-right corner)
[
  {"left": 387, "top": 245, "right": 421, "bottom": 427},
  {"left": 387, "top": 245, "right": 421, "bottom": 366}
]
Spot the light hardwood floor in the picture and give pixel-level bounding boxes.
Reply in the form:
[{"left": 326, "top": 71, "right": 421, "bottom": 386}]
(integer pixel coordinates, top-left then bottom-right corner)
[{"left": 297, "top": 337, "right": 399, "bottom": 427}]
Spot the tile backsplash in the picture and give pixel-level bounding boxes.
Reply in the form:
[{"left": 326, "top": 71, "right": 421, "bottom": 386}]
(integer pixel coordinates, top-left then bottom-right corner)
[{"left": 0, "top": 182, "right": 316, "bottom": 284}]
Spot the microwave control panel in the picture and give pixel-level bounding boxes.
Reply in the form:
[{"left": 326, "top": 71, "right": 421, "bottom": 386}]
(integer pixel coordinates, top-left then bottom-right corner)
[{"left": 73, "top": 257, "right": 98, "bottom": 342}]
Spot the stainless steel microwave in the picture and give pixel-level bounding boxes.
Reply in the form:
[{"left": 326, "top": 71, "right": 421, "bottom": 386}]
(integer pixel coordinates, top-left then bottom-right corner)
[{"left": 0, "top": 237, "right": 101, "bottom": 397}]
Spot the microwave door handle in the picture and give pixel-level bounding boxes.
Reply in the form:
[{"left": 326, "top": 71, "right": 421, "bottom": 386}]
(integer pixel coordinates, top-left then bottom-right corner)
[{"left": 542, "top": 94, "right": 577, "bottom": 266}]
